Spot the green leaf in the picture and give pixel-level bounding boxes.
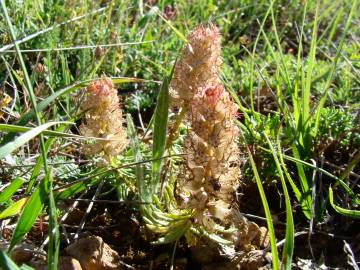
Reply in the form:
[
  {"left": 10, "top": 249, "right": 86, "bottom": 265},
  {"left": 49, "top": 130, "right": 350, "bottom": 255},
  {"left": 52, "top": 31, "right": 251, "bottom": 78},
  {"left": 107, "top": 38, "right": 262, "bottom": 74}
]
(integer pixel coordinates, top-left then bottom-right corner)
[
  {"left": 20, "top": 265, "right": 36, "bottom": 270},
  {"left": 56, "top": 179, "right": 100, "bottom": 200},
  {"left": 291, "top": 145, "right": 312, "bottom": 219},
  {"left": 329, "top": 187, "right": 360, "bottom": 219},
  {"left": 0, "top": 198, "right": 27, "bottom": 220},
  {"left": 269, "top": 148, "right": 360, "bottom": 205},
  {"left": 47, "top": 170, "right": 60, "bottom": 269},
  {"left": 0, "top": 250, "right": 20, "bottom": 270},
  {"left": 153, "top": 221, "right": 191, "bottom": 245},
  {"left": 0, "top": 177, "right": 25, "bottom": 203},
  {"left": 156, "top": 10, "right": 188, "bottom": 44},
  {"left": 248, "top": 0, "right": 275, "bottom": 113},
  {"left": 10, "top": 177, "right": 49, "bottom": 249},
  {"left": 127, "top": 114, "right": 147, "bottom": 202},
  {"left": 151, "top": 73, "right": 170, "bottom": 194},
  {"left": 302, "top": 1, "right": 318, "bottom": 129},
  {"left": 247, "top": 145, "right": 279, "bottom": 270},
  {"left": 278, "top": 149, "right": 302, "bottom": 204},
  {"left": 0, "top": 77, "right": 156, "bottom": 145},
  {"left": 191, "top": 226, "right": 233, "bottom": 245},
  {"left": 0, "top": 124, "right": 81, "bottom": 139},
  {"left": 26, "top": 125, "right": 65, "bottom": 193},
  {"left": 312, "top": 0, "right": 358, "bottom": 138},
  {"left": 0, "top": 121, "right": 72, "bottom": 160},
  {"left": 265, "top": 134, "right": 294, "bottom": 270}
]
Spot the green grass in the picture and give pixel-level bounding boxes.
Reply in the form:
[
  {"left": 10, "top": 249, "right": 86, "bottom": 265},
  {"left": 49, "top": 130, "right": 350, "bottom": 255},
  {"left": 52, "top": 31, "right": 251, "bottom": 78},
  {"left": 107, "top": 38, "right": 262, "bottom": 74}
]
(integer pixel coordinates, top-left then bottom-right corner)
[{"left": 0, "top": 0, "right": 359, "bottom": 269}]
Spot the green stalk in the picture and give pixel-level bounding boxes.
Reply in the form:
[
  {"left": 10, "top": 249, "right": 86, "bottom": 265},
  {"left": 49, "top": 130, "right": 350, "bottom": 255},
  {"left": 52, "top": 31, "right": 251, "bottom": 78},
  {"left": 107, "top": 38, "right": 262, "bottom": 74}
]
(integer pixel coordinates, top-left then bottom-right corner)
[
  {"left": 0, "top": 2, "right": 58, "bottom": 269},
  {"left": 248, "top": 0, "right": 274, "bottom": 114},
  {"left": 312, "top": 0, "right": 358, "bottom": 138},
  {"left": 265, "top": 133, "right": 294, "bottom": 269},
  {"left": 246, "top": 146, "right": 279, "bottom": 270}
]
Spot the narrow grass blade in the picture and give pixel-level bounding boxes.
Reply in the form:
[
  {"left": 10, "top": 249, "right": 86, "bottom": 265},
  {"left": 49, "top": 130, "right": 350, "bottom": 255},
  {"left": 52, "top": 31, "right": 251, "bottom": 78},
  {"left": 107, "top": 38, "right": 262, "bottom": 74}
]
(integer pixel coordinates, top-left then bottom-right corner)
[
  {"left": 246, "top": 146, "right": 279, "bottom": 270},
  {"left": 0, "top": 6, "right": 108, "bottom": 53},
  {"left": 269, "top": 4, "right": 291, "bottom": 89},
  {"left": 312, "top": 0, "right": 358, "bottom": 137},
  {"left": 10, "top": 177, "right": 49, "bottom": 249},
  {"left": 0, "top": 77, "right": 156, "bottom": 145},
  {"left": 47, "top": 170, "right": 59, "bottom": 270},
  {"left": 156, "top": 10, "right": 188, "bottom": 43},
  {"left": 20, "top": 266, "right": 35, "bottom": 270},
  {"left": 287, "top": 151, "right": 359, "bottom": 204},
  {"left": 127, "top": 114, "right": 147, "bottom": 201},
  {"left": 291, "top": 145, "right": 312, "bottom": 219},
  {"left": 265, "top": 134, "right": 294, "bottom": 269},
  {"left": 340, "top": 152, "right": 360, "bottom": 180},
  {"left": 26, "top": 123, "right": 72, "bottom": 192},
  {"left": 0, "top": 121, "right": 71, "bottom": 159},
  {"left": 1, "top": 3, "right": 54, "bottom": 260},
  {"left": 260, "top": 146, "right": 360, "bottom": 205},
  {"left": 329, "top": 187, "right": 360, "bottom": 218},
  {"left": 0, "top": 177, "right": 25, "bottom": 203},
  {"left": 0, "top": 123, "right": 129, "bottom": 141},
  {"left": 0, "top": 250, "right": 21, "bottom": 270},
  {"left": 0, "top": 124, "right": 79, "bottom": 139},
  {"left": 247, "top": 1, "right": 274, "bottom": 113},
  {"left": 4, "top": 41, "right": 153, "bottom": 53},
  {"left": 302, "top": 1, "right": 318, "bottom": 129},
  {"left": 292, "top": 0, "right": 307, "bottom": 127},
  {"left": 0, "top": 198, "right": 28, "bottom": 220},
  {"left": 152, "top": 73, "right": 171, "bottom": 194},
  {"left": 278, "top": 149, "right": 302, "bottom": 203},
  {"left": 0, "top": 0, "right": 50, "bottom": 176},
  {"left": 260, "top": 29, "right": 290, "bottom": 95},
  {"left": 55, "top": 179, "right": 100, "bottom": 200}
]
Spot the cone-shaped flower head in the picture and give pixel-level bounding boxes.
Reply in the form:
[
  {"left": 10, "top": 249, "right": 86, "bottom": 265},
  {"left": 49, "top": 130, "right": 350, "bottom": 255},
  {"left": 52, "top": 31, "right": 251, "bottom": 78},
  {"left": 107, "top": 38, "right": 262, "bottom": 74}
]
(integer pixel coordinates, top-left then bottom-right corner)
[
  {"left": 170, "top": 25, "right": 240, "bottom": 231},
  {"left": 80, "top": 78, "right": 127, "bottom": 160},
  {"left": 178, "top": 82, "right": 240, "bottom": 229},
  {"left": 170, "top": 24, "right": 222, "bottom": 106}
]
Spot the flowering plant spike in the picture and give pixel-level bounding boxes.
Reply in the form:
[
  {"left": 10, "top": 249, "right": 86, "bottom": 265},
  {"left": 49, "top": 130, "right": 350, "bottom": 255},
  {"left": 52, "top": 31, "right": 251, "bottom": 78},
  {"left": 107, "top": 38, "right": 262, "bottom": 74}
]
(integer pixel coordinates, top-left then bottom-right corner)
[
  {"left": 170, "top": 24, "right": 222, "bottom": 108},
  {"left": 171, "top": 25, "right": 239, "bottom": 233},
  {"left": 145, "top": 25, "right": 267, "bottom": 257},
  {"left": 80, "top": 78, "right": 127, "bottom": 161}
]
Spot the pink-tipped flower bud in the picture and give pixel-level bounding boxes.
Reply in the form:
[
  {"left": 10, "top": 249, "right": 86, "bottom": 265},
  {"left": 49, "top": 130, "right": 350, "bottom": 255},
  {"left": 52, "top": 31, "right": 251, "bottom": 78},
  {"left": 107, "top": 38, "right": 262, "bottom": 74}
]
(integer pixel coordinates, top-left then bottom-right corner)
[{"left": 80, "top": 78, "right": 127, "bottom": 161}]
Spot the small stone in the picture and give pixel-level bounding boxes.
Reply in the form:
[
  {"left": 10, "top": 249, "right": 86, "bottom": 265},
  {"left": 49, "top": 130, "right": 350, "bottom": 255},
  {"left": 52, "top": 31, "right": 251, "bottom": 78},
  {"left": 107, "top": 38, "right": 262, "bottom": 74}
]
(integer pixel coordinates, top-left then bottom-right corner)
[
  {"left": 238, "top": 250, "right": 269, "bottom": 270},
  {"left": 59, "top": 256, "right": 83, "bottom": 270},
  {"left": 173, "top": 258, "right": 187, "bottom": 270},
  {"left": 64, "top": 208, "right": 85, "bottom": 225},
  {"left": 29, "top": 259, "right": 47, "bottom": 270},
  {"left": 29, "top": 256, "right": 82, "bottom": 270},
  {"left": 253, "top": 227, "right": 270, "bottom": 249},
  {"left": 190, "top": 241, "right": 222, "bottom": 265},
  {"left": 10, "top": 243, "right": 39, "bottom": 265},
  {"left": 234, "top": 220, "right": 260, "bottom": 248},
  {"left": 202, "top": 261, "right": 240, "bottom": 270},
  {"left": 66, "top": 235, "right": 122, "bottom": 270}
]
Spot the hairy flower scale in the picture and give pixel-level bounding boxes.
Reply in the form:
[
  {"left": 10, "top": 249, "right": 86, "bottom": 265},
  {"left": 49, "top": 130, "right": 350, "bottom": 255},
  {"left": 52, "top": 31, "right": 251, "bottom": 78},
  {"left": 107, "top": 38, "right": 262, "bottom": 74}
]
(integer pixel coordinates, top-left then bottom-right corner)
[
  {"left": 170, "top": 24, "right": 222, "bottom": 106},
  {"left": 179, "top": 82, "right": 240, "bottom": 226},
  {"left": 169, "top": 25, "right": 267, "bottom": 255},
  {"left": 169, "top": 25, "right": 240, "bottom": 233},
  {"left": 80, "top": 78, "right": 127, "bottom": 161}
]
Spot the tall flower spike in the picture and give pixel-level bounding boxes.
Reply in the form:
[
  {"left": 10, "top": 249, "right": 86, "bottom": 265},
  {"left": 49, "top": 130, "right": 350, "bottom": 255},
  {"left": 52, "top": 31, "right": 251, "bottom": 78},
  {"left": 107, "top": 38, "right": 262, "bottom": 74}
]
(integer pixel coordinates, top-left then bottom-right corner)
[
  {"left": 171, "top": 25, "right": 268, "bottom": 257},
  {"left": 177, "top": 82, "right": 240, "bottom": 229},
  {"left": 169, "top": 25, "right": 240, "bottom": 233},
  {"left": 80, "top": 78, "right": 127, "bottom": 161},
  {"left": 170, "top": 24, "right": 222, "bottom": 107}
]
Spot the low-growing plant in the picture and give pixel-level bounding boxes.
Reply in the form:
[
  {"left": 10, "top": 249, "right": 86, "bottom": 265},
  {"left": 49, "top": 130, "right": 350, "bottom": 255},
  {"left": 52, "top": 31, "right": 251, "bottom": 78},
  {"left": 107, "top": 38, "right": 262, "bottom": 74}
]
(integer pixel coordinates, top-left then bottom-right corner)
[{"left": 0, "top": 1, "right": 359, "bottom": 270}]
